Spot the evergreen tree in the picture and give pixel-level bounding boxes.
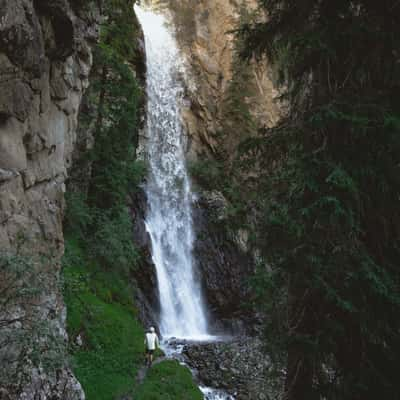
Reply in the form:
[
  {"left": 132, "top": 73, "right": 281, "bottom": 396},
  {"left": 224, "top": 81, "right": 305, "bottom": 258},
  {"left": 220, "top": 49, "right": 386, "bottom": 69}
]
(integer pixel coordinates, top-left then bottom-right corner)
[{"left": 239, "top": 1, "right": 400, "bottom": 399}]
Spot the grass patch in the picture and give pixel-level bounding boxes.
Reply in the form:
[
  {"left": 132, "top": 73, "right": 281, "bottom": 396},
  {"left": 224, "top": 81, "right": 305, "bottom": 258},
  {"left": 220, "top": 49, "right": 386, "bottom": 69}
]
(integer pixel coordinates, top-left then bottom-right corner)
[
  {"left": 63, "top": 237, "right": 202, "bottom": 400},
  {"left": 68, "top": 293, "right": 144, "bottom": 399},
  {"left": 63, "top": 236, "right": 145, "bottom": 400},
  {"left": 135, "top": 360, "right": 203, "bottom": 400}
]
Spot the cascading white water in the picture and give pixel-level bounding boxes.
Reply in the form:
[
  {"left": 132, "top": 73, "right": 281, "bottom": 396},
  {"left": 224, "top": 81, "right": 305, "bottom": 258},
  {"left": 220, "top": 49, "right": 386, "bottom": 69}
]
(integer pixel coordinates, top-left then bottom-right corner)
[
  {"left": 135, "top": 6, "right": 209, "bottom": 339},
  {"left": 136, "top": 6, "right": 236, "bottom": 399}
]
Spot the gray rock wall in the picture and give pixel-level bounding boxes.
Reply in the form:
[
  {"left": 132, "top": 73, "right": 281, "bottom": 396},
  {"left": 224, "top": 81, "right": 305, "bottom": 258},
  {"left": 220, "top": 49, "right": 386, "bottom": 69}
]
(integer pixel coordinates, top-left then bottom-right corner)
[
  {"left": 0, "top": 1, "right": 99, "bottom": 398},
  {"left": 183, "top": 338, "right": 282, "bottom": 400},
  {"left": 193, "top": 190, "right": 255, "bottom": 332}
]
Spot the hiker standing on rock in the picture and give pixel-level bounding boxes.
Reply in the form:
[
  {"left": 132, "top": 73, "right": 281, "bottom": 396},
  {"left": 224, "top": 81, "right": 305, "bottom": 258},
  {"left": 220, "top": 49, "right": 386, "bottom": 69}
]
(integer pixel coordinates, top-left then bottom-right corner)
[{"left": 144, "top": 326, "right": 159, "bottom": 367}]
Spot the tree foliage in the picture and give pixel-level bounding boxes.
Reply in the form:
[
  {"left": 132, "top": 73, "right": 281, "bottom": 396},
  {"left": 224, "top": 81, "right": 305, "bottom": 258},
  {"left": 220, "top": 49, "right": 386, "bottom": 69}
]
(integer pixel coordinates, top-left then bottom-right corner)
[
  {"left": 62, "top": 3, "right": 145, "bottom": 396},
  {"left": 64, "top": 0, "right": 144, "bottom": 274},
  {"left": 239, "top": 1, "right": 400, "bottom": 399}
]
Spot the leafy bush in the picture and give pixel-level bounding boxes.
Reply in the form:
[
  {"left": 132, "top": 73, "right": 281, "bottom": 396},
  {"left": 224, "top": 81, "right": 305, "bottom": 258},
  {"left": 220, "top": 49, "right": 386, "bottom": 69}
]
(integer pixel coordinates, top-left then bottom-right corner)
[
  {"left": 188, "top": 159, "right": 224, "bottom": 191},
  {"left": 63, "top": 239, "right": 202, "bottom": 400},
  {"left": 64, "top": 191, "right": 93, "bottom": 237},
  {"left": 89, "top": 207, "right": 139, "bottom": 273}
]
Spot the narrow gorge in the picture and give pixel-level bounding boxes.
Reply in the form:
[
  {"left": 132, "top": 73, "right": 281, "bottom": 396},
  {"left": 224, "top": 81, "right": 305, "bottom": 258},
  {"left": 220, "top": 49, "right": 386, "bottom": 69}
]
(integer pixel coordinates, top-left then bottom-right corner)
[
  {"left": 0, "top": 0, "right": 278, "bottom": 398},
  {"left": 134, "top": 4, "right": 263, "bottom": 399},
  {"left": 2, "top": 1, "right": 398, "bottom": 399}
]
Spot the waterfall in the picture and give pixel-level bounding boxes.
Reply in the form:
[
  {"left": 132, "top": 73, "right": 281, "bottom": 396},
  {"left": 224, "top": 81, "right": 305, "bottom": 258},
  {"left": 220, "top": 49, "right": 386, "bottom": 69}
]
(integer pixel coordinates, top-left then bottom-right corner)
[{"left": 135, "top": 6, "right": 209, "bottom": 339}]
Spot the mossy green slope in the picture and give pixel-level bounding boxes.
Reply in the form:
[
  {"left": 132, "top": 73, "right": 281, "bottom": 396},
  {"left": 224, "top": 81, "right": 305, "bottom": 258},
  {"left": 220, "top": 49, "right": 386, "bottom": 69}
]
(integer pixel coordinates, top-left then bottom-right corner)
[
  {"left": 135, "top": 361, "right": 203, "bottom": 400},
  {"left": 63, "top": 238, "right": 203, "bottom": 400},
  {"left": 63, "top": 237, "right": 143, "bottom": 399}
]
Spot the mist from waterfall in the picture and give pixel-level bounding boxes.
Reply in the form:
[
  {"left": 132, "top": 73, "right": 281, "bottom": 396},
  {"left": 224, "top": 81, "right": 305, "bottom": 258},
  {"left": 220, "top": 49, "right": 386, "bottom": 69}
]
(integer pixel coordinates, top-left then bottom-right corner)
[{"left": 135, "top": 5, "right": 209, "bottom": 339}]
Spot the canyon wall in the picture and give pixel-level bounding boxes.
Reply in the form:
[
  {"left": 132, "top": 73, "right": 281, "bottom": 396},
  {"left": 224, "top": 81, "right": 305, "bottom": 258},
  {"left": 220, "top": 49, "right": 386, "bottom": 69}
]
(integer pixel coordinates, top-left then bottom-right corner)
[
  {"left": 170, "top": 0, "right": 283, "bottom": 160},
  {"left": 172, "top": 0, "right": 282, "bottom": 326},
  {"left": 0, "top": 1, "right": 99, "bottom": 397}
]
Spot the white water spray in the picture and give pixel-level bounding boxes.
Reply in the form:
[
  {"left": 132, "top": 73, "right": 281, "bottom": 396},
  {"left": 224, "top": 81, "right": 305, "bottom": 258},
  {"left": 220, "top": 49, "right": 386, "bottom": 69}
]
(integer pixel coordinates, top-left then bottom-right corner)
[{"left": 135, "top": 6, "right": 209, "bottom": 339}]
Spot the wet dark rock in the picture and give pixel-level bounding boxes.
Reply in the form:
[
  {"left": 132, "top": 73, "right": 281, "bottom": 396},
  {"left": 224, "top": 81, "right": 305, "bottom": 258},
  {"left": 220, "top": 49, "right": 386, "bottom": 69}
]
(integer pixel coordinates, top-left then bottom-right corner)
[
  {"left": 130, "top": 188, "right": 160, "bottom": 330},
  {"left": 130, "top": 185, "right": 258, "bottom": 335},
  {"left": 182, "top": 337, "right": 283, "bottom": 400},
  {"left": 193, "top": 191, "right": 256, "bottom": 332},
  {"left": 130, "top": 187, "right": 151, "bottom": 249}
]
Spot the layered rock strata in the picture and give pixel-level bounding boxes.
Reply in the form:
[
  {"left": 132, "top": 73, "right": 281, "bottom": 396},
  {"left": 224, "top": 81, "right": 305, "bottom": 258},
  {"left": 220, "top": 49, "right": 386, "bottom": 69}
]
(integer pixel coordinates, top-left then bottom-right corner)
[{"left": 0, "top": 1, "right": 99, "bottom": 398}]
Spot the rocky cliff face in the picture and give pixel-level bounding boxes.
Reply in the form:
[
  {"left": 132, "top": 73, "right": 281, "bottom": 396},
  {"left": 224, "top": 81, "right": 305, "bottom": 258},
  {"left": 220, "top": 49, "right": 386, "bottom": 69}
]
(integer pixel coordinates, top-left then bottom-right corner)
[
  {"left": 192, "top": 191, "right": 254, "bottom": 331},
  {"left": 0, "top": 1, "right": 99, "bottom": 398},
  {"left": 166, "top": 0, "right": 283, "bottom": 161},
  {"left": 168, "top": 0, "right": 283, "bottom": 325}
]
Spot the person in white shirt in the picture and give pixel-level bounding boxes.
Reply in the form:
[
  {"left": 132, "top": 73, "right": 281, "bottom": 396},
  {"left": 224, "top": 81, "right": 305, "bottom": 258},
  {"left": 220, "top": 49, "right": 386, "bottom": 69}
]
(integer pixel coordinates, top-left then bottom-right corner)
[{"left": 144, "top": 326, "right": 159, "bottom": 367}]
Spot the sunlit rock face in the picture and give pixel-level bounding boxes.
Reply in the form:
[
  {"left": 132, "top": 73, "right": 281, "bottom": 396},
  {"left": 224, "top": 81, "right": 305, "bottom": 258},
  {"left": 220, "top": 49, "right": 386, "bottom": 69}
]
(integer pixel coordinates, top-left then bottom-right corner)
[
  {"left": 0, "top": 1, "right": 99, "bottom": 397},
  {"left": 139, "top": 0, "right": 283, "bottom": 161},
  {"left": 160, "top": 0, "right": 284, "bottom": 161}
]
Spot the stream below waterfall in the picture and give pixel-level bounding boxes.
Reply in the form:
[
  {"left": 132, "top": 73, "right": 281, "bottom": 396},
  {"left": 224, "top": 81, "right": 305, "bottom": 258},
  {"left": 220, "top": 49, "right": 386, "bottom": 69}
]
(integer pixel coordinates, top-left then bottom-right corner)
[{"left": 134, "top": 4, "right": 235, "bottom": 399}]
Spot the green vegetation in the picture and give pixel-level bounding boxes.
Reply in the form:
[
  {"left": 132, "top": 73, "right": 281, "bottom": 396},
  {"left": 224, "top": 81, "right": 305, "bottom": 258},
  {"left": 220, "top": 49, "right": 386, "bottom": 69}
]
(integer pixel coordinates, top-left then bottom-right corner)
[
  {"left": 188, "top": 156, "right": 249, "bottom": 232},
  {"left": 135, "top": 361, "right": 203, "bottom": 400},
  {"left": 62, "top": 1, "right": 202, "bottom": 398},
  {"left": 0, "top": 252, "right": 67, "bottom": 385},
  {"left": 152, "top": 0, "right": 198, "bottom": 45},
  {"left": 238, "top": 1, "right": 400, "bottom": 399},
  {"left": 63, "top": 239, "right": 144, "bottom": 400},
  {"left": 189, "top": 159, "right": 225, "bottom": 192},
  {"left": 63, "top": 237, "right": 202, "bottom": 400},
  {"left": 62, "top": 0, "right": 145, "bottom": 396},
  {"left": 65, "top": 0, "right": 144, "bottom": 275}
]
